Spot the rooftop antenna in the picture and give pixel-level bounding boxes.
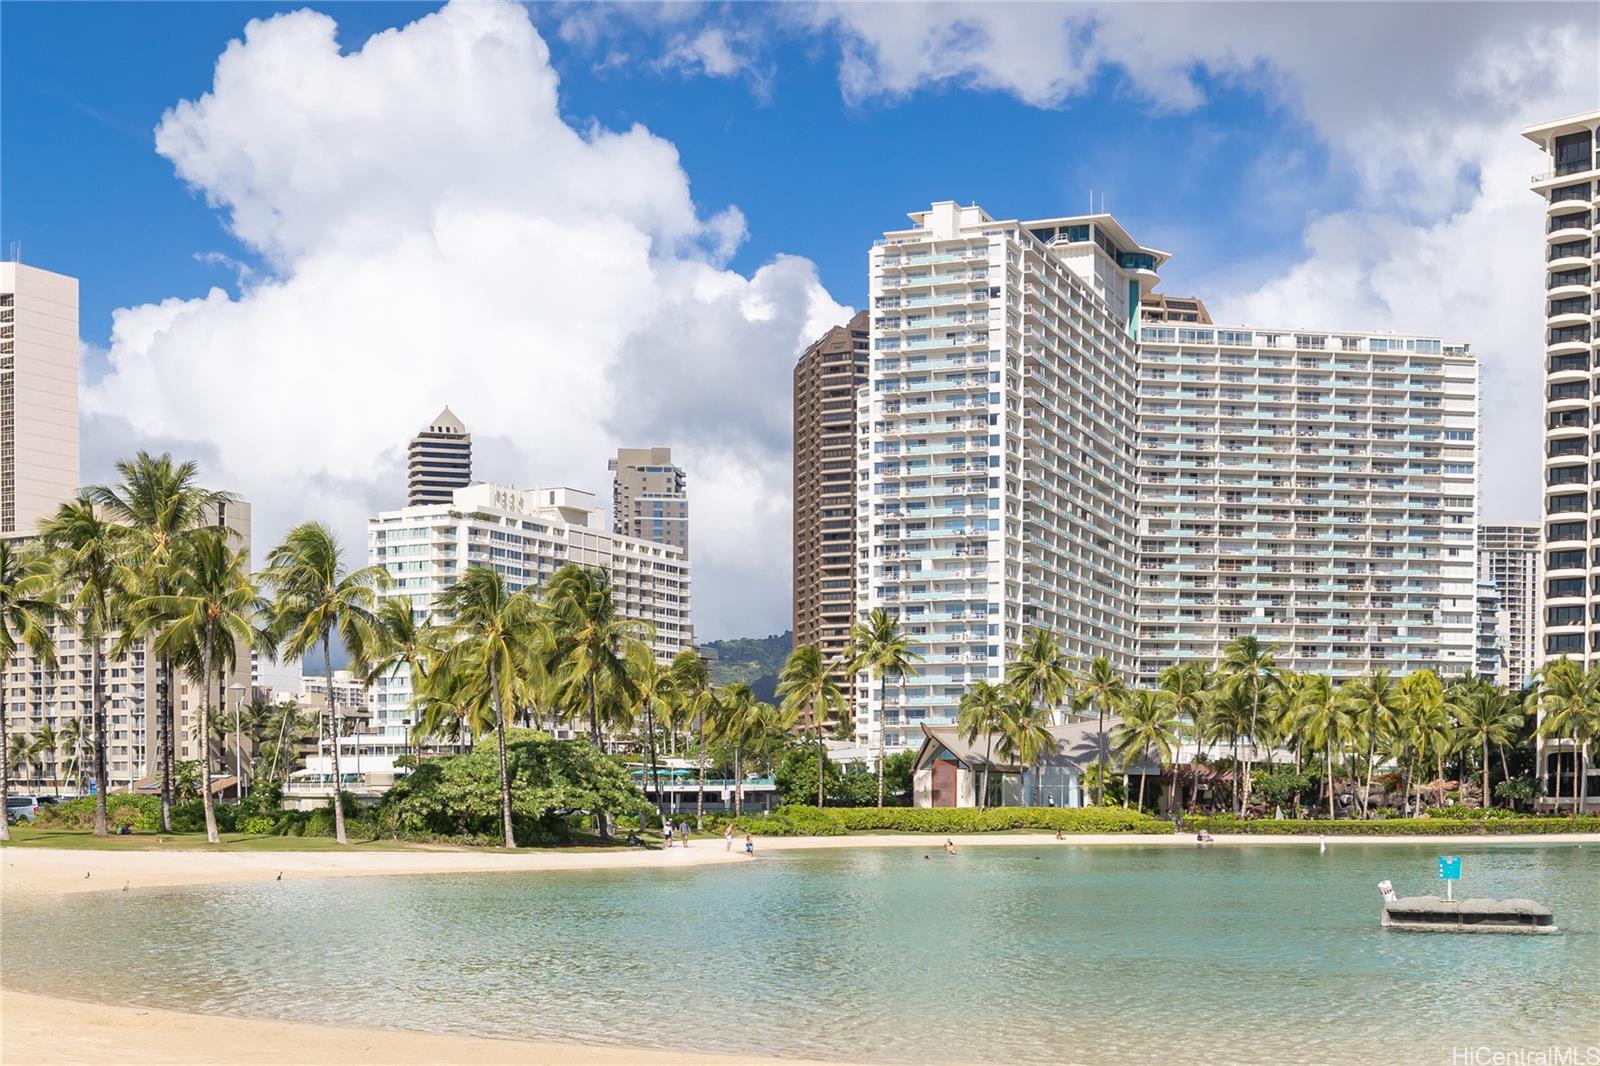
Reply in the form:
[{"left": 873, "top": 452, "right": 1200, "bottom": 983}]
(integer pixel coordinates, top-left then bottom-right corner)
[
  {"left": 1088, "top": 189, "right": 1093, "bottom": 214},
  {"left": 8, "top": 240, "right": 19, "bottom": 263}
]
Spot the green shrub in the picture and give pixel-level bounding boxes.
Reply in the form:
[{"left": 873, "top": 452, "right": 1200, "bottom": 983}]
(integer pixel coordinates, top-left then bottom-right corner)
[
  {"left": 1184, "top": 814, "right": 1600, "bottom": 835},
  {"left": 34, "top": 794, "right": 161, "bottom": 831},
  {"left": 241, "top": 816, "right": 277, "bottom": 835},
  {"left": 720, "top": 804, "right": 1170, "bottom": 836}
]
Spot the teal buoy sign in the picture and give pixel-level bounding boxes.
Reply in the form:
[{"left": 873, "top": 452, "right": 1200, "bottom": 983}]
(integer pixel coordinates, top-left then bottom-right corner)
[{"left": 1438, "top": 855, "right": 1462, "bottom": 901}]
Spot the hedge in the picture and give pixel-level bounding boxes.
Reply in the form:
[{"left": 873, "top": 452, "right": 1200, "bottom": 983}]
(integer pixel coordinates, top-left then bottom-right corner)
[
  {"left": 720, "top": 805, "right": 1171, "bottom": 836},
  {"left": 1183, "top": 815, "right": 1600, "bottom": 836}
]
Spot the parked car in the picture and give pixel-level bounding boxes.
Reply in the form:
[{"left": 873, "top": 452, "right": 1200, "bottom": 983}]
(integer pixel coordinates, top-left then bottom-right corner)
[{"left": 5, "top": 795, "right": 42, "bottom": 824}]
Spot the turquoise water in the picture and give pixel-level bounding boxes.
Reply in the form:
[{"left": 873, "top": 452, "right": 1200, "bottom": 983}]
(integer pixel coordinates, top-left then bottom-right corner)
[{"left": 4, "top": 843, "right": 1598, "bottom": 1064}]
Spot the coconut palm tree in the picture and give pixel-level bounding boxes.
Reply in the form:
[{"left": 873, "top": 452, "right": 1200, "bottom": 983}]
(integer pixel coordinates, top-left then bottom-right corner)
[
  {"left": 31, "top": 723, "right": 59, "bottom": 799},
  {"left": 1157, "top": 662, "right": 1213, "bottom": 811},
  {"left": 713, "top": 681, "right": 769, "bottom": 816},
  {"left": 996, "top": 688, "right": 1056, "bottom": 807},
  {"left": 544, "top": 566, "right": 651, "bottom": 750},
  {"left": 1450, "top": 681, "right": 1523, "bottom": 809},
  {"left": 1338, "top": 669, "right": 1401, "bottom": 817},
  {"left": 431, "top": 566, "right": 545, "bottom": 848},
  {"left": 0, "top": 539, "right": 59, "bottom": 840},
  {"left": 627, "top": 644, "right": 677, "bottom": 827},
  {"left": 777, "top": 644, "right": 845, "bottom": 809},
  {"left": 1291, "top": 675, "right": 1348, "bottom": 818},
  {"left": 846, "top": 609, "right": 922, "bottom": 807},
  {"left": 1204, "top": 682, "right": 1254, "bottom": 813},
  {"left": 1113, "top": 688, "right": 1181, "bottom": 812},
  {"left": 40, "top": 497, "right": 126, "bottom": 836},
  {"left": 1538, "top": 658, "right": 1595, "bottom": 814},
  {"left": 138, "top": 530, "right": 259, "bottom": 843},
  {"left": 1391, "top": 670, "right": 1448, "bottom": 813},
  {"left": 89, "top": 452, "right": 233, "bottom": 832},
  {"left": 1069, "top": 654, "right": 1126, "bottom": 806},
  {"left": 57, "top": 717, "right": 86, "bottom": 795},
  {"left": 957, "top": 680, "right": 1010, "bottom": 810},
  {"left": 668, "top": 649, "right": 714, "bottom": 829},
  {"left": 1219, "top": 636, "right": 1279, "bottom": 814},
  {"left": 6, "top": 732, "right": 34, "bottom": 795},
  {"left": 262, "top": 523, "right": 388, "bottom": 845}
]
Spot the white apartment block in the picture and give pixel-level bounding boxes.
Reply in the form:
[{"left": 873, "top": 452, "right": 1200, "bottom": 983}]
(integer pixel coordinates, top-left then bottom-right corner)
[
  {"left": 1135, "top": 318, "right": 1480, "bottom": 683},
  {"left": 3, "top": 500, "right": 253, "bottom": 795},
  {"left": 0, "top": 262, "right": 78, "bottom": 535},
  {"left": 367, "top": 482, "right": 693, "bottom": 753},
  {"left": 858, "top": 202, "right": 1164, "bottom": 751},
  {"left": 1477, "top": 523, "right": 1539, "bottom": 691},
  {"left": 1526, "top": 111, "right": 1599, "bottom": 670}
]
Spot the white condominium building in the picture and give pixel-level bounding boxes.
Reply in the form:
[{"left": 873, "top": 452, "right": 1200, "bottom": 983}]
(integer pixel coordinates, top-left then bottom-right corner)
[
  {"left": 0, "top": 262, "right": 79, "bottom": 536},
  {"left": 859, "top": 201, "right": 1164, "bottom": 751},
  {"left": 1525, "top": 111, "right": 1599, "bottom": 668},
  {"left": 1477, "top": 523, "right": 1539, "bottom": 690},
  {"left": 367, "top": 482, "right": 692, "bottom": 753},
  {"left": 1135, "top": 313, "right": 1480, "bottom": 684}
]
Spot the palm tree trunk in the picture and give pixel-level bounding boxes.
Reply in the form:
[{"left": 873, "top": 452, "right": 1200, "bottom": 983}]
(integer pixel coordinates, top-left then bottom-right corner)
[
  {"left": 587, "top": 675, "right": 601, "bottom": 749},
  {"left": 1360, "top": 735, "right": 1376, "bottom": 818},
  {"left": 1325, "top": 746, "right": 1335, "bottom": 819},
  {"left": 1137, "top": 763, "right": 1148, "bottom": 811},
  {"left": 159, "top": 656, "right": 174, "bottom": 832},
  {"left": 980, "top": 733, "right": 993, "bottom": 811},
  {"left": 1, "top": 676, "right": 11, "bottom": 842},
  {"left": 695, "top": 713, "right": 706, "bottom": 831},
  {"left": 489, "top": 660, "right": 515, "bottom": 848},
  {"left": 199, "top": 628, "right": 220, "bottom": 844},
  {"left": 645, "top": 697, "right": 663, "bottom": 828},
  {"left": 815, "top": 720, "right": 825, "bottom": 810},
  {"left": 1096, "top": 705, "right": 1107, "bottom": 807},
  {"left": 1579, "top": 741, "right": 1591, "bottom": 815},
  {"left": 734, "top": 741, "right": 743, "bottom": 817},
  {"left": 323, "top": 634, "right": 347, "bottom": 845},
  {"left": 92, "top": 637, "right": 108, "bottom": 837}
]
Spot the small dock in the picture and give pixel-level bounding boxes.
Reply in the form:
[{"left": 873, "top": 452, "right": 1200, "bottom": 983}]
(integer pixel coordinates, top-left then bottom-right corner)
[{"left": 1382, "top": 896, "right": 1559, "bottom": 935}]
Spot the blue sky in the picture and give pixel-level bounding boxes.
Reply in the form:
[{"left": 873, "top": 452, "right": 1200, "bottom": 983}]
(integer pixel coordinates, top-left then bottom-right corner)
[{"left": 2, "top": 2, "right": 1594, "bottom": 639}]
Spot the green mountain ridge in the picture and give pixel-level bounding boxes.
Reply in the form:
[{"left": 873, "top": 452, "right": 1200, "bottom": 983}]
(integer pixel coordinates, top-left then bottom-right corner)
[{"left": 698, "top": 630, "right": 792, "bottom": 704}]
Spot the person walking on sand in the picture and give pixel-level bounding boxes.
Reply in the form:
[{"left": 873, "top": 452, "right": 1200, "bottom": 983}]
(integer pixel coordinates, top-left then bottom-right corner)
[
  {"left": 724, "top": 824, "right": 734, "bottom": 852},
  {"left": 744, "top": 832, "right": 755, "bottom": 856},
  {"left": 664, "top": 821, "right": 674, "bottom": 848},
  {"left": 678, "top": 820, "right": 690, "bottom": 847}
]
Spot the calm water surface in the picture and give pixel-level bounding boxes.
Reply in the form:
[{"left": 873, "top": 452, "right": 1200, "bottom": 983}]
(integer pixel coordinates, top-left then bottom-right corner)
[{"left": 4, "top": 843, "right": 1598, "bottom": 1065}]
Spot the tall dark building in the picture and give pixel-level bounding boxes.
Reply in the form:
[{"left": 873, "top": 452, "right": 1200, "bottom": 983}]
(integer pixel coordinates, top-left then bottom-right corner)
[{"left": 407, "top": 407, "right": 471, "bottom": 506}]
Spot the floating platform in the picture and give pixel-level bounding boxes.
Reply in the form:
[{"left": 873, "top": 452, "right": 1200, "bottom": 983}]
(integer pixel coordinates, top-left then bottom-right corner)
[{"left": 1381, "top": 896, "right": 1558, "bottom": 935}]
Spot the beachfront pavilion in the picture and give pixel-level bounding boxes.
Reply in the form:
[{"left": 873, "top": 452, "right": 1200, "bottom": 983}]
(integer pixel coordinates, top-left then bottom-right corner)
[
  {"left": 910, "top": 718, "right": 1160, "bottom": 809},
  {"left": 628, "top": 760, "right": 779, "bottom": 815}
]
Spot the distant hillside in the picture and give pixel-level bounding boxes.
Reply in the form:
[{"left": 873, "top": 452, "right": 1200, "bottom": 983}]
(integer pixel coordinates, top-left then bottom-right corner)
[{"left": 699, "top": 631, "right": 792, "bottom": 704}]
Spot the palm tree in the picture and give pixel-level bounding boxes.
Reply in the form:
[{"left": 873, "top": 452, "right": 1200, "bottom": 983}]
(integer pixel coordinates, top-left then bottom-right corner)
[
  {"left": 1339, "top": 669, "right": 1401, "bottom": 817},
  {"left": 714, "top": 682, "right": 768, "bottom": 816},
  {"left": 364, "top": 596, "right": 439, "bottom": 700},
  {"left": 1205, "top": 682, "right": 1253, "bottom": 813},
  {"left": 7, "top": 732, "right": 34, "bottom": 795},
  {"left": 1158, "top": 662, "right": 1213, "bottom": 811},
  {"left": 89, "top": 452, "right": 233, "bottom": 832},
  {"left": 57, "top": 718, "right": 86, "bottom": 795},
  {"left": 846, "top": 609, "right": 922, "bottom": 807},
  {"left": 1069, "top": 653, "right": 1126, "bottom": 806},
  {"left": 1113, "top": 688, "right": 1181, "bottom": 812},
  {"left": 32, "top": 723, "right": 59, "bottom": 799},
  {"left": 1392, "top": 670, "right": 1448, "bottom": 813},
  {"left": 1292, "top": 675, "right": 1348, "bottom": 818},
  {"left": 138, "top": 530, "right": 259, "bottom": 843},
  {"left": 957, "top": 680, "right": 1010, "bottom": 810},
  {"left": 1219, "top": 636, "right": 1279, "bottom": 814},
  {"left": 545, "top": 566, "right": 651, "bottom": 751},
  {"left": 1538, "top": 658, "right": 1595, "bottom": 814},
  {"left": 40, "top": 497, "right": 126, "bottom": 836},
  {"left": 1450, "top": 680, "right": 1523, "bottom": 809},
  {"left": 996, "top": 688, "right": 1056, "bottom": 806},
  {"left": 668, "top": 649, "right": 713, "bottom": 828},
  {"left": 262, "top": 523, "right": 388, "bottom": 845},
  {"left": 627, "top": 644, "right": 677, "bottom": 827},
  {"left": 777, "top": 644, "right": 844, "bottom": 809},
  {"left": 431, "top": 566, "right": 544, "bottom": 849},
  {"left": 1, "top": 539, "right": 59, "bottom": 840}
]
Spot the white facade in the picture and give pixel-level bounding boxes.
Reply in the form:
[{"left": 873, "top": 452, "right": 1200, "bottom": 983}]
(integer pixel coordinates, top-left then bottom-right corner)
[
  {"left": 1525, "top": 111, "right": 1599, "bottom": 669},
  {"left": 1135, "top": 324, "right": 1480, "bottom": 682},
  {"left": 367, "top": 482, "right": 692, "bottom": 753},
  {"left": 1477, "top": 523, "right": 1539, "bottom": 690},
  {"left": 858, "top": 202, "right": 1164, "bottom": 750},
  {"left": 0, "top": 262, "right": 78, "bottom": 536}
]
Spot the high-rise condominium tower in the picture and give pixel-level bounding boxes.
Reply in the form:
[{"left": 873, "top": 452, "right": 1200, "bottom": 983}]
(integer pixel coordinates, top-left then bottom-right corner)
[
  {"left": 610, "top": 447, "right": 689, "bottom": 556},
  {"left": 859, "top": 202, "right": 1164, "bottom": 750},
  {"left": 1477, "top": 523, "right": 1539, "bottom": 690},
  {"left": 1135, "top": 304, "right": 1481, "bottom": 684},
  {"left": 0, "top": 262, "right": 78, "bottom": 535},
  {"left": 1525, "top": 111, "right": 1599, "bottom": 667},
  {"left": 407, "top": 407, "right": 471, "bottom": 506},
  {"left": 793, "top": 310, "right": 870, "bottom": 707},
  {"left": 368, "top": 483, "right": 692, "bottom": 753}
]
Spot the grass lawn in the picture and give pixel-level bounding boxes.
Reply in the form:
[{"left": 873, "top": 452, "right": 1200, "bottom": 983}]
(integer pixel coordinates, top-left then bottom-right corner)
[{"left": 0, "top": 825, "right": 674, "bottom": 853}]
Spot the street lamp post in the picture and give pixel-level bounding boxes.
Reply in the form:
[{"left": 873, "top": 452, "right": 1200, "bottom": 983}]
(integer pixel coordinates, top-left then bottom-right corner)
[{"left": 229, "top": 683, "right": 247, "bottom": 799}]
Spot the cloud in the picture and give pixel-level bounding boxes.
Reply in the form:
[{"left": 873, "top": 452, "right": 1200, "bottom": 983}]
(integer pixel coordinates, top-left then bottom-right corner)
[
  {"left": 84, "top": 0, "right": 848, "bottom": 640},
  {"left": 804, "top": 1, "right": 1599, "bottom": 523}
]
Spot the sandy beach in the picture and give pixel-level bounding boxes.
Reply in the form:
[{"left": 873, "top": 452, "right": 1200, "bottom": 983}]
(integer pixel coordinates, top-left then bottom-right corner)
[{"left": 4, "top": 832, "right": 1595, "bottom": 1064}]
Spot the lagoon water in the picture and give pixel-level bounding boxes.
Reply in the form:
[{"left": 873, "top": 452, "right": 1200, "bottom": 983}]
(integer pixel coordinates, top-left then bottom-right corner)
[{"left": 5, "top": 842, "right": 1598, "bottom": 1064}]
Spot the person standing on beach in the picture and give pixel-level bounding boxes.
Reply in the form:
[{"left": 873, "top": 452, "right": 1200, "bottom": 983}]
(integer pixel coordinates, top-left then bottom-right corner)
[
  {"left": 664, "top": 821, "right": 674, "bottom": 848},
  {"left": 723, "top": 824, "right": 734, "bottom": 852},
  {"left": 679, "top": 820, "right": 690, "bottom": 847},
  {"left": 744, "top": 832, "right": 754, "bottom": 856}
]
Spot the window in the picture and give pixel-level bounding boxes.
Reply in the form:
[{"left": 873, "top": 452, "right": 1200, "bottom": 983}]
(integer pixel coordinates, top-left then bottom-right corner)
[
  {"left": 1444, "top": 429, "right": 1475, "bottom": 441},
  {"left": 1549, "top": 268, "right": 1591, "bottom": 289},
  {"left": 1550, "top": 295, "right": 1591, "bottom": 317},
  {"left": 1549, "top": 325, "right": 1591, "bottom": 346},
  {"left": 1548, "top": 521, "right": 1586, "bottom": 542},
  {"left": 1548, "top": 549, "right": 1584, "bottom": 570},
  {"left": 1547, "top": 492, "right": 1586, "bottom": 513},
  {"left": 1549, "top": 353, "right": 1588, "bottom": 373},
  {"left": 1548, "top": 576, "right": 1585, "bottom": 597},
  {"left": 1550, "top": 381, "right": 1589, "bottom": 402},
  {"left": 1549, "top": 464, "right": 1587, "bottom": 485},
  {"left": 1549, "top": 437, "right": 1587, "bottom": 456},
  {"left": 1548, "top": 605, "right": 1584, "bottom": 626},
  {"left": 1547, "top": 634, "right": 1584, "bottom": 655}
]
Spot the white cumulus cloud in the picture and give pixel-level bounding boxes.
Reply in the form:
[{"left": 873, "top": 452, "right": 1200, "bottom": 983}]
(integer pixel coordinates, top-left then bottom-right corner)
[{"left": 84, "top": 0, "right": 848, "bottom": 640}]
